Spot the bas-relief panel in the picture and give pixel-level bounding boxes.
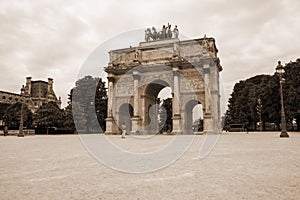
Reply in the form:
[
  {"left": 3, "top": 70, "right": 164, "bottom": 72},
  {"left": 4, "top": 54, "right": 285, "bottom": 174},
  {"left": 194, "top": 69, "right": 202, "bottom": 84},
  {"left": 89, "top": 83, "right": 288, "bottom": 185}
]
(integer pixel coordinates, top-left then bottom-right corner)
[
  {"left": 140, "top": 73, "right": 173, "bottom": 86},
  {"left": 179, "top": 70, "right": 204, "bottom": 92},
  {"left": 115, "top": 76, "right": 134, "bottom": 96}
]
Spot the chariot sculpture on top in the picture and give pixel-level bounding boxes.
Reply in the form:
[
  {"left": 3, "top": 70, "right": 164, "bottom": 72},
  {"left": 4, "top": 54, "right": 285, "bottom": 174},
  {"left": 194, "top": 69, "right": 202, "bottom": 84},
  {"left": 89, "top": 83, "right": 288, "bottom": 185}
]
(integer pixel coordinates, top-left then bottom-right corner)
[{"left": 145, "top": 23, "right": 179, "bottom": 42}]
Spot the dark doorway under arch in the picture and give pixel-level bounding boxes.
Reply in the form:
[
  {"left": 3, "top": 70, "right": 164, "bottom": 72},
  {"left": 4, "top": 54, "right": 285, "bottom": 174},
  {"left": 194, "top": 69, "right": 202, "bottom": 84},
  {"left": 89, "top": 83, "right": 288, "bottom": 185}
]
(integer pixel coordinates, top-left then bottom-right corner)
[{"left": 144, "top": 80, "right": 172, "bottom": 134}]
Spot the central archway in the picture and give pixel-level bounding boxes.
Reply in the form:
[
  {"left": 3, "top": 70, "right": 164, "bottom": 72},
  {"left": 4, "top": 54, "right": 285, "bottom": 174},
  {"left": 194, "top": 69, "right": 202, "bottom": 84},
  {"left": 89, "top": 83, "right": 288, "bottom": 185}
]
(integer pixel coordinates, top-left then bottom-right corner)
[{"left": 143, "top": 80, "right": 172, "bottom": 134}]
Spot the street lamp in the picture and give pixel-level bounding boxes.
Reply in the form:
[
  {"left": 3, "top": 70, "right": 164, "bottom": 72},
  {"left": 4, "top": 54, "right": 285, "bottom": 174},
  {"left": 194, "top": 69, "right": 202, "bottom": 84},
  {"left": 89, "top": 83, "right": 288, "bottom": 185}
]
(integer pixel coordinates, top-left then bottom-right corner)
[
  {"left": 257, "top": 98, "right": 263, "bottom": 132},
  {"left": 276, "top": 61, "right": 289, "bottom": 137}
]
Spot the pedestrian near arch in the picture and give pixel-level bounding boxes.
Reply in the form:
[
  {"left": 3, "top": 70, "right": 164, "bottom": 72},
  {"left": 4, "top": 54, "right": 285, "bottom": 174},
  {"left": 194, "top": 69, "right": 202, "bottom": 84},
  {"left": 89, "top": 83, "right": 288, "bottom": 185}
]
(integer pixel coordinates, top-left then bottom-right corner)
[{"left": 121, "top": 123, "right": 126, "bottom": 139}]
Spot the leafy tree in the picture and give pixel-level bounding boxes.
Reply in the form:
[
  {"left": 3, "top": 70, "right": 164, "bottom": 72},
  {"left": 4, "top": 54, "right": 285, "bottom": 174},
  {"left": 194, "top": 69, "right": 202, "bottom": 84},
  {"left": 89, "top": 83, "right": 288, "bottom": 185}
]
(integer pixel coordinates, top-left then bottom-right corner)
[
  {"left": 193, "top": 118, "right": 203, "bottom": 132},
  {"left": 223, "top": 110, "right": 231, "bottom": 131},
  {"left": 3, "top": 102, "right": 32, "bottom": 129},
  {"left": 71, "top": 75, "right": 107, "bottom": 132},
  {"left": 95, "top": 79, "right": 108, "bottom": 131},
  {"left": 226, "top": 75, "right": 280, "bottom": 130},
  {"left": 33, "top": 101, "right": 64, "bottom": 134},
  {"left": 283, "top": 58, "right": 300, "bottom": 130},
  {"left": 225, "top": 58, "right": 300, "bottom": 131},
  {"left": 71, "top": 101, "right": 87, "bottom": 131},
  {"left": 0, "top": 103, "right": 10, "bottom": 123},
  {"left": 257, "top": 75, "right": 280, "bottom": 130},
  {"left": 62, "top": 104, "right": 76, "bottom": 132}
]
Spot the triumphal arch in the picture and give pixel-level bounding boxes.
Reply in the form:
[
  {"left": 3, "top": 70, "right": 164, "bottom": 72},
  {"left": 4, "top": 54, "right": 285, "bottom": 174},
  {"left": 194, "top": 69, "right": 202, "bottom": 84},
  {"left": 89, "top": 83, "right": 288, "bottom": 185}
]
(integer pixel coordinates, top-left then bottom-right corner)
[{"left": 105, "top": 27, "right": 222, "bottom": 135}]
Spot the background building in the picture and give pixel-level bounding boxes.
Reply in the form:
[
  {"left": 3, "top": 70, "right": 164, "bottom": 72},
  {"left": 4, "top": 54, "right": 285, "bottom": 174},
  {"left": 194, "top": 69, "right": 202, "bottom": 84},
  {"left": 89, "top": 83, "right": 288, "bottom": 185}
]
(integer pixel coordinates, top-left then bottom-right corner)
[{"left": 0, "top": 77, "right": 61, "bottom": 125}]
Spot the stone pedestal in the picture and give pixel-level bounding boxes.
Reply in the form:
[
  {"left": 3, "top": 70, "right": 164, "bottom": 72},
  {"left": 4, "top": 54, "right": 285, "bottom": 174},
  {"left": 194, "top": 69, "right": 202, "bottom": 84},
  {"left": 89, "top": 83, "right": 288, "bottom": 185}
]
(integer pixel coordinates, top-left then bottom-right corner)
[
  {"left": 203, "top": 114, "right": 213, "bottom": 134},
  {"left": 172, "top": 114, "right": 182, "bottom": 134},
  {"left": 140, "top": 38, "right": 179, "bottom": 47},
  {"left": 131, "top": 116, "right": 141, "bottom": 134},
  {"left": 105, "top": 117, "right": 114, "bottom": 135}
]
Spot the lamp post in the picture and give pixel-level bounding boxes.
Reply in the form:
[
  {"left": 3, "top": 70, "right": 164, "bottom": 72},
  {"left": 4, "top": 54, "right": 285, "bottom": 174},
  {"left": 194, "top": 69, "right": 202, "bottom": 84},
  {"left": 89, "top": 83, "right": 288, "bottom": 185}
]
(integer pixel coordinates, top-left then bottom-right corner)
[
  {"left": 276, "top": 61, "right": 289, "bottom": 137},
  {"left": 18, "top": 103, "right": 25, "bottom": 137},
  {"left": 257, "top": 97, "right": 263, "bottom": 132}
]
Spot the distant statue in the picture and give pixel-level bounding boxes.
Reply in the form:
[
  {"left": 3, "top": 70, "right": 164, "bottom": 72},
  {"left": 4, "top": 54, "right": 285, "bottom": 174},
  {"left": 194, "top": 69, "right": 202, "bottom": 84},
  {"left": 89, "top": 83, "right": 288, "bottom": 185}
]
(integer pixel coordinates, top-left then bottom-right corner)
[
  {"left": 144, "top": 24, "right": 179, "bottom": 42},
  {"left": 167, "top": 23, "right": 172, "bottom": 38},
  {"left": 121, "top": 123, "right": 126, "bottom": 139},
  {"left": 145, "top": 28, "right": 152, "bottom": 42},
  {"left": 145, "top": 30, "right": 149, "bottom": 42},
  {"left": 202, "top": 34, "right": 209, "bottom": 50},
  {"left": 173, "top": 25, "right": 179, "bottom": 38},
  {"left": 134, "top": 47, "right": 139, "bottom": 60},
  {"left": 151, "top": 27, "right": 158, "bottom": 40}
]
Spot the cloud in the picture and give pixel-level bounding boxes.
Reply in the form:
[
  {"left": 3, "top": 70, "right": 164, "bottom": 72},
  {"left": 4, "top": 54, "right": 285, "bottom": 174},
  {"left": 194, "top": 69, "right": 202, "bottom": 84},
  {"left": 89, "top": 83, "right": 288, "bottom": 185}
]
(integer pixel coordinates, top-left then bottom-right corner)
[
  {"left": 0, "top": 0, "right": 299, "bottom": 112},
  {"left": 0, "top": 1, "right": 99, "bottom": 102}
]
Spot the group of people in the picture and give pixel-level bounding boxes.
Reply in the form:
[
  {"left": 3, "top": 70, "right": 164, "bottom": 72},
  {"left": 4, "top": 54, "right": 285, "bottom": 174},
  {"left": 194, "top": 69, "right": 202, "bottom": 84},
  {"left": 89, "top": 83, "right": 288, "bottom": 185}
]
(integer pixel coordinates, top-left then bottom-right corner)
[{"left": 145, "top": 23, "right": 179, "bottom": 42}]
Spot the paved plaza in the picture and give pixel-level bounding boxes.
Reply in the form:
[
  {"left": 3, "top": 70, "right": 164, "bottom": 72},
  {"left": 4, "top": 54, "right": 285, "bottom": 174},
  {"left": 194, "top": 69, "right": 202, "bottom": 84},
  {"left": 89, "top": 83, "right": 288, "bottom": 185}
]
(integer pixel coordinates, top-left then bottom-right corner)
[{"left": 1, "top": 132, "right": 300, "bottom": 199}]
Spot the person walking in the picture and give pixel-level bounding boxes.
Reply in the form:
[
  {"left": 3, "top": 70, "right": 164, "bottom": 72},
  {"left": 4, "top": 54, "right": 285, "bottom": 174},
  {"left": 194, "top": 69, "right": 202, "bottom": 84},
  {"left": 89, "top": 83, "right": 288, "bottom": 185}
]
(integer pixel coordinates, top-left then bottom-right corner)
[{"left": 121, "top": 123, "right": 126, "bottom": 139}]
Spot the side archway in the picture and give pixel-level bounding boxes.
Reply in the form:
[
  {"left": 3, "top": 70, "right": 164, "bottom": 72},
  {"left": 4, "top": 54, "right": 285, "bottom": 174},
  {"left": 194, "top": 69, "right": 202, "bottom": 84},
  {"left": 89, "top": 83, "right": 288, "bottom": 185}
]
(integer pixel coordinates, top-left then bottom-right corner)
[
  {"left": 184, "top": 100, "right": 203, "bottom": 134},
  {"left": 118, "top": 103, "right": 133, "bottom": 134}
]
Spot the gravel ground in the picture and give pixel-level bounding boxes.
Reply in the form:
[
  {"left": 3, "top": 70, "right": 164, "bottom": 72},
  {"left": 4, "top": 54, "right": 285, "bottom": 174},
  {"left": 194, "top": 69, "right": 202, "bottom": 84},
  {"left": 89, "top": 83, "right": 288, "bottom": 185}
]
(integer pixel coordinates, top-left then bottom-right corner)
[{"left": 1, "top": 132, "right": 299, "bottom": 200}]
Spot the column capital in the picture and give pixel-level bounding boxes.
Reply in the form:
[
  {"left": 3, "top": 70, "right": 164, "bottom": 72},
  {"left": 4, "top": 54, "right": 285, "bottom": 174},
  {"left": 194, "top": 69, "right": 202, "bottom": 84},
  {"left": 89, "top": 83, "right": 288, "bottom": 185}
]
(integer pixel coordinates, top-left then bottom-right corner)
[
  {"left": 203, "top": 63, "right": 210, "bottom": 74},
  {"left": 132, "top": 70, "right": 140, "bottom": 80},
  {"left": 107, "top": 77, "right": 115, "bottom": 82},
  {"left": 172, "top": 66, "right": 179, "bottom": 71},
  {"left": 172, "top": 68, "right": 180, "bottom": 76},
  {"left": 203, "top": 68, "right": 210, "bottom": 74}
]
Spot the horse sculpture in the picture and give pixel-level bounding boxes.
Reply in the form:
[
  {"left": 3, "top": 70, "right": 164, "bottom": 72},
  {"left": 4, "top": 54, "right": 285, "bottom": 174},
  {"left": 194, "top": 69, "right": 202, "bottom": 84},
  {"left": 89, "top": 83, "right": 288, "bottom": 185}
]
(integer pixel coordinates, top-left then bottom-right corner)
[{"left": 145, "top": 24, "right": 178, "bottom": 42}]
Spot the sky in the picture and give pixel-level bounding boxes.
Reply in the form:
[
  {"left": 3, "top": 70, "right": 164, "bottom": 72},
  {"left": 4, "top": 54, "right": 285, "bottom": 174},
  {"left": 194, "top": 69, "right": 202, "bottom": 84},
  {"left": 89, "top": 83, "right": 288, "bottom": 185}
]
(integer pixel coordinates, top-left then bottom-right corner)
[{"left": 0, "top": 0, "right": 299, "bottom": 114}]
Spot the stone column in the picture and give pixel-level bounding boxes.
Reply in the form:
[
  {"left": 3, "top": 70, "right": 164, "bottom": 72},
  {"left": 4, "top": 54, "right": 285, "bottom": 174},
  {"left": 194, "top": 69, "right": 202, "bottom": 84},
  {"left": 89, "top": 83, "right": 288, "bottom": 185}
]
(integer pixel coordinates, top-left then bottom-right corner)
[
  {"left": 172, "top": 68, "right": 182, "bottom": 134},
  {"left": 217, "top": 72, "right": 221, "bottom": 132},
  {"left": 131, "top": 71, "right": 140, "bottom": 134},
  {"left": 105, "top": 76, "right": 115, "bottom": 134},
  {"left": 153, "top": 97, "right": 160, "bottom": 133},
  {"left": 140, "top": 94, "right": 146, "bottom": 133},
  {"left": 210, "top": 65, "right": 220, "bottom": 133},
  {"left": 203, "top": 63, "right": 213, "bottom": 134}
]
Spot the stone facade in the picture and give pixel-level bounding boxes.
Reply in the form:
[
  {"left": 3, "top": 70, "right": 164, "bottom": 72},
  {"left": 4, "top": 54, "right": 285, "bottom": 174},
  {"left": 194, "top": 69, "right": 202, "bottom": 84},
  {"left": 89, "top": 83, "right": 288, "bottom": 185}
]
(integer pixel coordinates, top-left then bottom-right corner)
[{"left": 105, "top": 37, "right": 222, "bottom": 134}]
